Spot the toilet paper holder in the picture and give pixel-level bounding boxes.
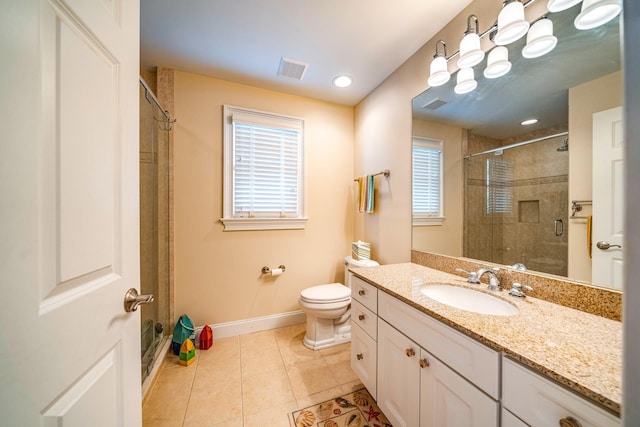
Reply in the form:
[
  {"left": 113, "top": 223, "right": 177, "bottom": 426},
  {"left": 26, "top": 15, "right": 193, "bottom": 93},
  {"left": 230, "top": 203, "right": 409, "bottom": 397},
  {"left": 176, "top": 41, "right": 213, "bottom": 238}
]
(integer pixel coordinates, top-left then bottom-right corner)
[{"left": 262, "top": 265, "right": 286, "bottom": 275}]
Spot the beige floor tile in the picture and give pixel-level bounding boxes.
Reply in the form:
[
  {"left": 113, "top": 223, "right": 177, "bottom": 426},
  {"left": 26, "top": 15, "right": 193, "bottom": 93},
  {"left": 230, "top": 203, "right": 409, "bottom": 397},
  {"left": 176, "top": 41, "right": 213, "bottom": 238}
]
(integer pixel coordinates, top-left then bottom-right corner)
[
  {"left": 318, "top": 342, "right": 350, "bottom": 357},
  {"left": 240, "top": 329, "right": 278, "bottom": 350},
  {"left": 273, "top": 323, "right": 306, "bottom": 344},
  {"left": 182, "top": 379, "right": 243, "bottom": 426},
  {"left": 327, "top": 359, "right": 359, "bottom": 385},
  {"left": 142, "top": 380, "right": 189, "bottom": 427},
  {"left": 193, "top": 361, "right": 242, "bottom": 390},
  {"left": 212, "top": 418, "right": 244, "bottom": 427},
  {"left": 242, "top": 400, "right": 297, "bottom": 427},
  {"left": 242, "top": 367, "right": 296, "bottom": 415},
  {"left": 198, "top": 336, "right": 240, "bottom": 361},
  {"left": 241, "top": 344, "right": 285, "bottom": 377},
  {"left": 278, "top": 338, "right": 322, "bottom": 367},
  {"left": 286, "top": 358, "right": 340, "bottom": 400}
]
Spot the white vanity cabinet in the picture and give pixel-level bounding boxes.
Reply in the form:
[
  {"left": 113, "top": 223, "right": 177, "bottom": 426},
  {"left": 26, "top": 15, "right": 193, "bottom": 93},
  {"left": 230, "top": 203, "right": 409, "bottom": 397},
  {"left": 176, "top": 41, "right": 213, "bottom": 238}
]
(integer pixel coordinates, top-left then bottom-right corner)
[
  {"left": 350, "top": 277, "right": 378, "bottom": 399},
  {"left": 377, "top": 291, "right": 499, "bottom": 427},
  {"left": 502, "top": 358, "right": 620, "bottom": 427}
]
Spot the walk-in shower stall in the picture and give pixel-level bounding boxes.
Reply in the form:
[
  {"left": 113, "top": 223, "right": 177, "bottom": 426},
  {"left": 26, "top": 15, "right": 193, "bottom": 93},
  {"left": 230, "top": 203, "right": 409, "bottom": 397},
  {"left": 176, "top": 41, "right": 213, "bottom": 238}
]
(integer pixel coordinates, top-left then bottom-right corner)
[
  {"left": 464, "top": 132, "right": 569, "bottom": 277},
  {"left": 139, "top": 78, "right": 172, "bottom": 383}
]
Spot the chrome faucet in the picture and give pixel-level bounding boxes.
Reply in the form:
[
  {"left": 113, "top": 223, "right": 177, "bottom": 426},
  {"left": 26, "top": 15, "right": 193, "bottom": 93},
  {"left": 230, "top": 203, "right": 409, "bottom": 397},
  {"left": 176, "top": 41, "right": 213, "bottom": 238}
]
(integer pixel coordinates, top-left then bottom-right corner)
[{"left": 476, "top": 268, "right": 501, "bottom": 291}]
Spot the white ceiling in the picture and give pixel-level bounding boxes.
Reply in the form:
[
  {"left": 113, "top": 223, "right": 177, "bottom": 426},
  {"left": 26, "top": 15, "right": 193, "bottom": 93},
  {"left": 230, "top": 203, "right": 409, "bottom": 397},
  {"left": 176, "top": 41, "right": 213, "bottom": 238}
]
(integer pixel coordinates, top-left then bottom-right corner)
[{"left": 140, "top": 0, "right": 473, "bottom": 106}]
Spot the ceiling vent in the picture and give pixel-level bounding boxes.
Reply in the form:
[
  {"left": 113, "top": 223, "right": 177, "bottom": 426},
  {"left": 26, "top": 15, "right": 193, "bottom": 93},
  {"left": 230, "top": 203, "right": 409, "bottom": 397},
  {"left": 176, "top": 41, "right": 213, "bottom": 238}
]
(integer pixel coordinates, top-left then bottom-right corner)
[
  {"left": 422, "top": 98, "right": 448, "bottom": 110},
  {"left": 278, "top": 57, "right": 308, "bottom": 80}
]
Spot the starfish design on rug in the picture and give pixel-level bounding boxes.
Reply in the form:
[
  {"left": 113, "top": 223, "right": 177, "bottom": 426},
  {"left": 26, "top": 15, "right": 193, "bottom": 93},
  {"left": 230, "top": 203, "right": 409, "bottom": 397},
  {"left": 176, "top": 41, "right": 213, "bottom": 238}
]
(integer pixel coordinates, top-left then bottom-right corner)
[{"left": 365, "top": 405, "right": 381, "bottom": 422}]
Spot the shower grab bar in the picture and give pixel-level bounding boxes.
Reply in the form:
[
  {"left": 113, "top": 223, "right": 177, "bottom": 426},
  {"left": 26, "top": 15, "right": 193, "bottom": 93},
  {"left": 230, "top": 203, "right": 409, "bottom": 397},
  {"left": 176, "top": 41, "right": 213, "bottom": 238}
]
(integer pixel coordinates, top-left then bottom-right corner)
[{"left": 464, "top": 131, "right": 568, "bottom": 159}]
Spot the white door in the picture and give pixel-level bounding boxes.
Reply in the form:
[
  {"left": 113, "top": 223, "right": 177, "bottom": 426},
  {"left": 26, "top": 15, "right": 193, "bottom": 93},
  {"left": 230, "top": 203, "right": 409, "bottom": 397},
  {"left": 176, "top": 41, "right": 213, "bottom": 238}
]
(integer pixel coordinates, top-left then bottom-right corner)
[
  {"left": 0, "top": 0, "right": 141, "bottom": 425},
  {"left": 592, "top": 106, "right": 624, "bottom": 288}
]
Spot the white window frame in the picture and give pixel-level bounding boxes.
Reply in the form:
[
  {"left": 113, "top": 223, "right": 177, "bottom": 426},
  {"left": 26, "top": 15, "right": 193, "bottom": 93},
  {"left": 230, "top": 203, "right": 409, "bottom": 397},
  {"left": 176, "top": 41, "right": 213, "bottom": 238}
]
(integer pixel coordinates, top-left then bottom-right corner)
[
  {"left": 412, "top": 136, "right": 444, "bottom": 226},
  {"left": 220, "top": 105, "right": 307, "bottom": 231},
  {"left": 486, "top": 157, "right": 513, "bottom": 214}
]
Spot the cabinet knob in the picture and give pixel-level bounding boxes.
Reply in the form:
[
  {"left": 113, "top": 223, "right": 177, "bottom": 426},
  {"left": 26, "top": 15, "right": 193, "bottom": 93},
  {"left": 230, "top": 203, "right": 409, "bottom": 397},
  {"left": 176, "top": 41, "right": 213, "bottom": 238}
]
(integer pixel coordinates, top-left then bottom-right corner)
[
  {"left": 356, "top": 353, "right": 364, "bottom": 360},
  {"left": 405, "top": 348, "right": 416, "bottom": 357},
  {"left": 419, "top": 358, "right": 430, "bottom": 368},
  {"left": 358, "top": 314, "right": 365, "bottom": 321},
  {"left": 559, "top": 416, "right": 582, "bottom": 427},
  {"left": 358, "top": 289, "right": 366, "bottom": 296}
]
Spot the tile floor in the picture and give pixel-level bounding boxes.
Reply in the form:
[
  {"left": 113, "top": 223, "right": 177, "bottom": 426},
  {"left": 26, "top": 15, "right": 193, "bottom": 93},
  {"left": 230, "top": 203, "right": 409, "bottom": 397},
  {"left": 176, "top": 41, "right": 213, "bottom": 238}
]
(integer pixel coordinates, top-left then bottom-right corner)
[{"left": 142, "top": 323, "right": 364, "bottom": 426}]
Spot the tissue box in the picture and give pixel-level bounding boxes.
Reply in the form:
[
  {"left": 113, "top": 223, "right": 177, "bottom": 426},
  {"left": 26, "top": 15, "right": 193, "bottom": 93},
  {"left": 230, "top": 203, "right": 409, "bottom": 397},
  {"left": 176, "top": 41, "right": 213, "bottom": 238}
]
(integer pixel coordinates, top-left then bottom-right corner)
[{"left": 352, "top": 241, "right": 371, "bottom": 260}]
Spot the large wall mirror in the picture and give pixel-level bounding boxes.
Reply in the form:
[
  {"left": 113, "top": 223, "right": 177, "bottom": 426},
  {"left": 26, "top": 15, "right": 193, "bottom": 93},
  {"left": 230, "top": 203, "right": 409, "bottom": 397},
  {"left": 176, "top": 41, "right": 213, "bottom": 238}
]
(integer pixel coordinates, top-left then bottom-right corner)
[{"left": 411, "top": 5, "right": 622, "bottom": 290}]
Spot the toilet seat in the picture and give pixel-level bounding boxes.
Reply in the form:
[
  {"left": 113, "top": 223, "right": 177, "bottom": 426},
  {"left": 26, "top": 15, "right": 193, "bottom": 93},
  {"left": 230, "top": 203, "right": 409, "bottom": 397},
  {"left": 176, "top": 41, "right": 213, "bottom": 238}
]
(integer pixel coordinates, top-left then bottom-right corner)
[{"left": 300, "top": 283, "right": 350, "bottom": 304}]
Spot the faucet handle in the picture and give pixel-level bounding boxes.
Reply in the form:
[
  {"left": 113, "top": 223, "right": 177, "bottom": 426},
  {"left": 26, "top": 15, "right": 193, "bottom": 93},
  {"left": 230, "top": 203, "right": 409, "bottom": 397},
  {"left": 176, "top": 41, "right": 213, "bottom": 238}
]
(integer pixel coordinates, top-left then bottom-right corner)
[
  {"left": 456, "top": 268, "right": 480, "bottom": 284},
  {"left": 508, "top": 282, "right": 533, "bottom": 298}
]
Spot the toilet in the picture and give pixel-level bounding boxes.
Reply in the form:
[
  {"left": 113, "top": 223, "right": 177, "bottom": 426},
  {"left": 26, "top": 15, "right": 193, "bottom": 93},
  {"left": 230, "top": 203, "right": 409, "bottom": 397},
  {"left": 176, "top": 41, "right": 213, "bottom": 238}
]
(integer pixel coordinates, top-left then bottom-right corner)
[{"left": 299, "top": 256, "right": 379, "bottom": 350}]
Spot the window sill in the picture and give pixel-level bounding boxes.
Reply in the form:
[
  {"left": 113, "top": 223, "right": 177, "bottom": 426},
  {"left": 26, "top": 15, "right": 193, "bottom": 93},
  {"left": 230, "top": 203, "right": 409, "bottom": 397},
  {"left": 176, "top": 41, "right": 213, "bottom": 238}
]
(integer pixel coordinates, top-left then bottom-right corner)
[
  {"left": 412, "top": 217, "right": 444, "bottom": 226},
  {"left": 220, "top": 217, "right": 308, "bottom": 231}
]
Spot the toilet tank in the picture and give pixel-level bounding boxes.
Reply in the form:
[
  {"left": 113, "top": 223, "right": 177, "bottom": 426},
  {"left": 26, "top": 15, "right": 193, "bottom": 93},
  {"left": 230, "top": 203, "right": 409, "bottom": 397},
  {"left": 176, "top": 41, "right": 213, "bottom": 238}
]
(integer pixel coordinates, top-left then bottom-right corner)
[{"left": 344, "top": 256, "right": 379, "bottom": 288}]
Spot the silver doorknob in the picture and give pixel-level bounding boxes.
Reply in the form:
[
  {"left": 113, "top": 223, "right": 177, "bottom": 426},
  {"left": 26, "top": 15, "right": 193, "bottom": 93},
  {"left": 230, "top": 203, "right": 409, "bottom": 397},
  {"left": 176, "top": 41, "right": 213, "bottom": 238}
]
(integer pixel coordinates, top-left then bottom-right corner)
[
  {"left": 124, "top": 288, "right": 154, "bottom": 312},
  {"left": 596, "top": 241, "right": 622, "bottom": 250}
]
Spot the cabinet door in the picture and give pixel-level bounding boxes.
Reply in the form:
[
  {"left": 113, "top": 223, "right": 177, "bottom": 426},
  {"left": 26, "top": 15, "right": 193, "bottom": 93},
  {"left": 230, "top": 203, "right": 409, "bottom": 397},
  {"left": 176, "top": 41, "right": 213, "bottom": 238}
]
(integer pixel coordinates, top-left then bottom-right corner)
[
  {"left": 377, "top": 319, "right": 421, "bottom": 427},
  {"left": 420, "top": 348, "right": 498, "bottom": 427},
  {"left": 351, "top": 323, "right": 377, "bottom": 399},
  {"left": 503, "top": 408, "right": 529, "bottom": 427}
]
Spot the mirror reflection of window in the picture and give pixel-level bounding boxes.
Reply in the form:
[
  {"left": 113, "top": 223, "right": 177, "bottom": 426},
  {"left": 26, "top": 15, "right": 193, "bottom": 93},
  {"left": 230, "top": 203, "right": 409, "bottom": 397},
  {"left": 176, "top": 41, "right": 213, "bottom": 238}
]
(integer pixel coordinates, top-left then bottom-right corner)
[
  {"left": 486, "top": 157, "right": 513, "bottom": 215},
  {"left": 412, "top": 137, "right": 443, "bottom": 226}
]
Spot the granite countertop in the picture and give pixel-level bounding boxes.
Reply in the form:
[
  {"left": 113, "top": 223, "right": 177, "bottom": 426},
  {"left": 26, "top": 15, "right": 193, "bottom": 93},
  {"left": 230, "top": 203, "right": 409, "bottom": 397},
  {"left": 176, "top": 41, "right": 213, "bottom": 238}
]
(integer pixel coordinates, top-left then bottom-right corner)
[{"left": 351, "top": 262, "right": 622, "bottom": 416}]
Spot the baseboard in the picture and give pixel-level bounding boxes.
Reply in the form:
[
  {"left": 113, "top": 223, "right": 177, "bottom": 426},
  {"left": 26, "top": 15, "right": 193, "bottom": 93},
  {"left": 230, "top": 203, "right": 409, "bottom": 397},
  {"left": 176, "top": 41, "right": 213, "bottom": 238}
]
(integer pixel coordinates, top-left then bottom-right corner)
[{"left": 195, "top": 310, "right": 306, "bottom": 340}]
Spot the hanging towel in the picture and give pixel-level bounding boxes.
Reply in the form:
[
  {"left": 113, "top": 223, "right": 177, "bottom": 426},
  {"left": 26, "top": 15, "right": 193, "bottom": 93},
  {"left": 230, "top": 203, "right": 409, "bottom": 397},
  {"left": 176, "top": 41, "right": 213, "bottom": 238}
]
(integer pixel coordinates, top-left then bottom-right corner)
[
  {"left": 587, "top": 215, "right": 593, "bottom": 259},
  {"left": 357, "top": 177, "right": 366, "bottom": 212},
  {"left": 366, "top": 174, "right": 375, "bottom": 213}
]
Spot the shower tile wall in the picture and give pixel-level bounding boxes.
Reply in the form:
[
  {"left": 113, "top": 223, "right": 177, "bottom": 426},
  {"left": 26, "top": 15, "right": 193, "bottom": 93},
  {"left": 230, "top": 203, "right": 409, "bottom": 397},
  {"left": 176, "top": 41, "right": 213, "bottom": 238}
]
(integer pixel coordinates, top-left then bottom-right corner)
[{"left": 465, "top": 128, "right": 569, "bottom": 277}]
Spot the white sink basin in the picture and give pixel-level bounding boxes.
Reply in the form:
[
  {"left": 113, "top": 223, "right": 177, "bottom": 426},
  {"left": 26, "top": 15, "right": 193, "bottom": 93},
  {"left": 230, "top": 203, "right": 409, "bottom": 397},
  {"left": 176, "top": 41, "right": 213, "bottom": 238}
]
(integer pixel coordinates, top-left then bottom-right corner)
[{"left": 420, "top": 284, "right": 519, "bottom": 316}]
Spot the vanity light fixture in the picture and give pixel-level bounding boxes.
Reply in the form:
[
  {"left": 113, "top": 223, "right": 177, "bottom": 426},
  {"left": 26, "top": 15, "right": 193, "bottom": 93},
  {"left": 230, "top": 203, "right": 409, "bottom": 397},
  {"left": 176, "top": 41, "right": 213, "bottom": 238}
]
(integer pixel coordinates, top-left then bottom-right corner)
[
  {"left": 521, "top": 118, "right": 539, "bottom": 125},
  {"left": 494, "top": 0, "right": 530, "bottom": 45},
  {"left": 484, "top": 46, "right": 512, "bottom": 78},
  {"left": 454, "top": 68, "right": 478, "bottom": 94},
  {"left": 428, "top": 40, "right": 451, "bottom": 87},
  {"left": 522, "top": 17, "right": 558, "bottom": 58},
  {"left": 333, "top": 75, "right": 352, "bottom": 88},
  {"left": 574, "top": 0, "right": 621, "bottom": 30},
  {"left": 457, "top": 15, "right": 485, "bottom": 69},
  {"left": 547, "top": 0, "right": 583, "bottom": 12}
]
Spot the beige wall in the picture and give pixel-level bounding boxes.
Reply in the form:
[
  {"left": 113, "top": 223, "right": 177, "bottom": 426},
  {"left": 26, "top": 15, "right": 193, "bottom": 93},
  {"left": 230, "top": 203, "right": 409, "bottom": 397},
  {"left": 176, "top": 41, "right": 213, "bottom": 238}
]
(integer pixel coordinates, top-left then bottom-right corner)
[
  {"left": 353, "top": 0, "right": 547, "bottom": 265},
  {"left": 567, "top": 71, "right": 622, "bottom": 283},
  {"left": 173, "top": 71, "right": 355, "bottom": 326},
  {"left": 411, "top": 118, "right": 464, "bottom": 256}
]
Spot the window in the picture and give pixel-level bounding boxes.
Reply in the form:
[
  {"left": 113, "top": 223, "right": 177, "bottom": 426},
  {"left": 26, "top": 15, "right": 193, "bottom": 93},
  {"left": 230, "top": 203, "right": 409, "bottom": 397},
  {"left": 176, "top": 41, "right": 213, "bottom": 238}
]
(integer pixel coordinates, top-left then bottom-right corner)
[
  {"left": 221, "top": 106, "right": 306, "bottom": 231},
  {"left": 412, "top": 137, "right": 443, "bottom": 226},
  {"left": 486, "top": 158, "right": 513, "bottom": 214}
]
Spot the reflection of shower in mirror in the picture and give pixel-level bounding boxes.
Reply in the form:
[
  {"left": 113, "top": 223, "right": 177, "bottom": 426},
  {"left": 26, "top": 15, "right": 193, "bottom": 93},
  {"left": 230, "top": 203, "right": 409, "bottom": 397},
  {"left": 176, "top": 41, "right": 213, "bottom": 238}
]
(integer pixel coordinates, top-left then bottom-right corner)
[{"left": 557, "top": 137, "right": 569, "bottom": 152}]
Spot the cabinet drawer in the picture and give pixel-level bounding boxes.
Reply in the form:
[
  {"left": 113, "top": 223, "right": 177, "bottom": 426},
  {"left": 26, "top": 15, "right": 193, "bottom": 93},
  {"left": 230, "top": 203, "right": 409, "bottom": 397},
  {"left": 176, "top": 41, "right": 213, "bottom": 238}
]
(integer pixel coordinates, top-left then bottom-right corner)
[
  {"left": 502, "top": 358, "right": 620, "bottom": 427},
  {"left": 351, "top": 323, "right": 377, "bottom": 399},
  {"left": 351, "top": 276, "right": 377, "bottom": 313},
  {"left": 378, "top": 291, "right": 500, "bottom": 399},
  {"left": 352, "top": 299, "right": 377, "bottom": 340}
]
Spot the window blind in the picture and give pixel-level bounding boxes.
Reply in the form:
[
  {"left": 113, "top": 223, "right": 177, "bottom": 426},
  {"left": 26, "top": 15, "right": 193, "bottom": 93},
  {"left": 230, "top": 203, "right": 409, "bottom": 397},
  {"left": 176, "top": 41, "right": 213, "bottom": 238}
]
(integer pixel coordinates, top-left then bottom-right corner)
[
  {"left": 486, "top": 158, "right": 513, "bottom": 214},
  {"left": 412, "top": 138, "right": 442, "bottom": 218},
  {"left": 232, "top": 118, "right": 301, "bottom": 218}
]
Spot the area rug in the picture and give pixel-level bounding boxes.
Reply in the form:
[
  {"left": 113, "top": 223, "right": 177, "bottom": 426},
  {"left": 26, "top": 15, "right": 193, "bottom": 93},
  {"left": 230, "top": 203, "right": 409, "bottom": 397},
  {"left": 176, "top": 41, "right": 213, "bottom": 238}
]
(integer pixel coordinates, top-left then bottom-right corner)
[{"left": 290, "top": 388, "right": 392, "bottom": 427}]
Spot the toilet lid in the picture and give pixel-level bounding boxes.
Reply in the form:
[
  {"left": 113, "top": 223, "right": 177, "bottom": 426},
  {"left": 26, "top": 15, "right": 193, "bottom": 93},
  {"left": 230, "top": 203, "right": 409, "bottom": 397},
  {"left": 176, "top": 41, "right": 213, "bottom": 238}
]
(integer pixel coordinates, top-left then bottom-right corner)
[{"left": 300, "top": 283, "right": 351, "bottom": 303}]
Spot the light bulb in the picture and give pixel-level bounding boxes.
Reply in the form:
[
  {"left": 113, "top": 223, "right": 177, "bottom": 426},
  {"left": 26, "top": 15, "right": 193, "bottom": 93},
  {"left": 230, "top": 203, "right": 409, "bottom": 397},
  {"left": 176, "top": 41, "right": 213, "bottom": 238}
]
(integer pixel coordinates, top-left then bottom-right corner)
[{"left": 484, "top": 46, "right": 512, "bottom": 79}]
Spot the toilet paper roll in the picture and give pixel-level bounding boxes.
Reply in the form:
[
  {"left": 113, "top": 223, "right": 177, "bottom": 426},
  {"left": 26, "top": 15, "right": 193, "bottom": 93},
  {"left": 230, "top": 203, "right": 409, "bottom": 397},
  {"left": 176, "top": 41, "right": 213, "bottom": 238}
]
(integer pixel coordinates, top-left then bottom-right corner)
[{"left": 270, "top": 268, "right": 283, "bottom": 276}]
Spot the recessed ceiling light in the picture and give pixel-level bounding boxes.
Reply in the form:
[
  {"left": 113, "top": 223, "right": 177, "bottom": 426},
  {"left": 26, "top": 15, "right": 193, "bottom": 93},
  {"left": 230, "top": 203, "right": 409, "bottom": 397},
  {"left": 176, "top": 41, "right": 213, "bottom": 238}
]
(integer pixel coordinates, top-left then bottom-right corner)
[
  {"left": 333, "top": 75, "right": 352, "bottom": 88},
  {"left": 521, "top": 118, "right": 538, "bottom": 126}
]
